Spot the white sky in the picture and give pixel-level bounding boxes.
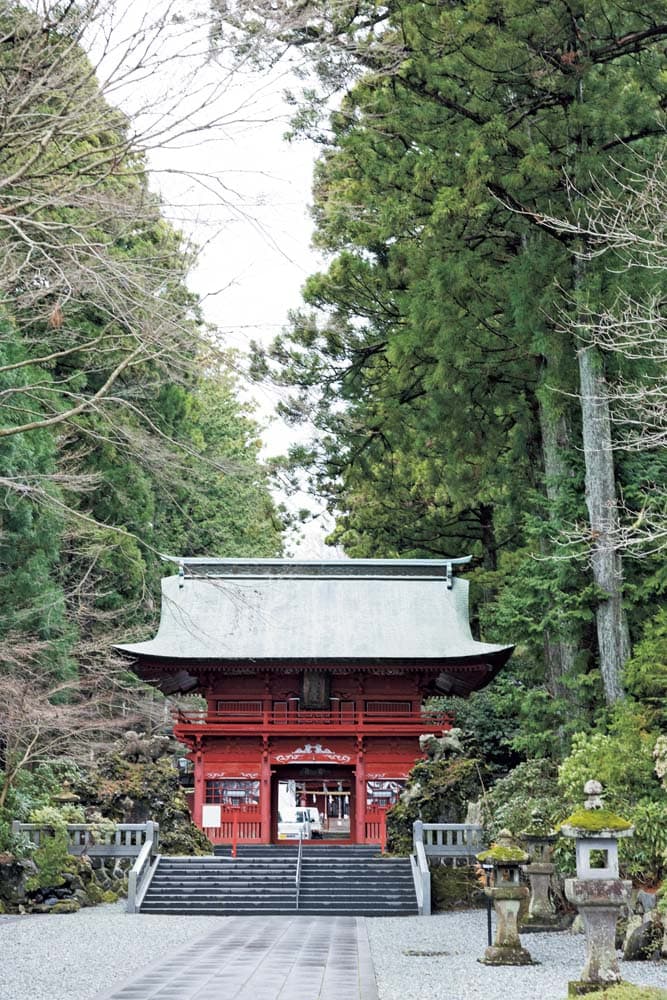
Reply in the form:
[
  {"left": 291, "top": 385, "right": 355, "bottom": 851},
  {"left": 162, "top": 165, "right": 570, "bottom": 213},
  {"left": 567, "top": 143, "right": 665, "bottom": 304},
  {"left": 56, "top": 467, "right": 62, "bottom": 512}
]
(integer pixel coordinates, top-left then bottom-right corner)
[{"left": 88, "top": 1, "right": 341, "bottom": 555}]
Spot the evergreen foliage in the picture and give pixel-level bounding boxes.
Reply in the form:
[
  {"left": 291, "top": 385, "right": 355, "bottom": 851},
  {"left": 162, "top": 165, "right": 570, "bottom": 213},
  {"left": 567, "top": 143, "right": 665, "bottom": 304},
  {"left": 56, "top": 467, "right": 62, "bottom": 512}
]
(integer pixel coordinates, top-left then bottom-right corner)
[
  {"left": 0, "top": 2, "right": 284, "bottom": 818},
  {"left": 239, "top": 0, "right": 666, "bottom": 719},
  {"left": 217, "top": 1, "right": 667, "bottom": 890}
]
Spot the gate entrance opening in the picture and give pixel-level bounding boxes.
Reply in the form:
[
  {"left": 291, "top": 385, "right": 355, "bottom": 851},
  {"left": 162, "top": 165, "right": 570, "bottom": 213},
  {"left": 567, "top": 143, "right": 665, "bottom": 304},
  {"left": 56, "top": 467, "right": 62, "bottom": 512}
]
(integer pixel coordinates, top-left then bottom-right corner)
[{"left": 273, "top": 766, "right": 354, "bottom": 843}]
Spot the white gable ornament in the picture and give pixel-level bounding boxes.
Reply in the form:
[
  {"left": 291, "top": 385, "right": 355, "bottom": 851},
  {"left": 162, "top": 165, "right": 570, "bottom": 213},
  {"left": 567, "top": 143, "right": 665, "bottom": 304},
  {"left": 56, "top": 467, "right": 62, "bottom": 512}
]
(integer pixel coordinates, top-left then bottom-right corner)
[{"left": 274, "top": 743, "right": 351, "bottom": 764}]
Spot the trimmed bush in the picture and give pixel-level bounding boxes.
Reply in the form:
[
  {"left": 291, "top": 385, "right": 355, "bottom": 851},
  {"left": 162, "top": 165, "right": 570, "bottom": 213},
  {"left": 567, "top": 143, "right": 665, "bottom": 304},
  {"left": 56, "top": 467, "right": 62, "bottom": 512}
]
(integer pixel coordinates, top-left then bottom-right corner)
[{"left": 430, "top": 864, "right": 485, "bottom": 911}]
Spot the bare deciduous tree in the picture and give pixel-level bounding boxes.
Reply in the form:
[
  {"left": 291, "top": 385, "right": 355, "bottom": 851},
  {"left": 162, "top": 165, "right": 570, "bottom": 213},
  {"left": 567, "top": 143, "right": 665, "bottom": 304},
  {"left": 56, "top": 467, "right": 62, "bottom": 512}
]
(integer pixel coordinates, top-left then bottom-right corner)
[
  {"left": 544, "top": 153, "right": 667, "bottom": 559},
  {"left": 0, "top": 655, "right": 148, "bottom": 808},
  {"left": 0, "top": 0, "right": 255, "bottom": 442}
]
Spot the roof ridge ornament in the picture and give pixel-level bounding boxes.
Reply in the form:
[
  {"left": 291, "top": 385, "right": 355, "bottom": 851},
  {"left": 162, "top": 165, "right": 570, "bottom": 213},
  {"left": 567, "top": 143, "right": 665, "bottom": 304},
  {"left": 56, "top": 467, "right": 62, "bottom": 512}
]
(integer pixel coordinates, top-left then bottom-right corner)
[{"left": 159, "top": 555, "right": 472, "bottom": 583}]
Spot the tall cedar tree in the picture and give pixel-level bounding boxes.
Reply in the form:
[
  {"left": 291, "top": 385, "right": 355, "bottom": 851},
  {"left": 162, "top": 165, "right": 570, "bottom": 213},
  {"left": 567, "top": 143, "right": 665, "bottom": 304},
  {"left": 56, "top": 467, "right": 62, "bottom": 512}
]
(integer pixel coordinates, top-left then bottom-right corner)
[{"left": 223, "top": 0, "right": 667, "bottom": 706}]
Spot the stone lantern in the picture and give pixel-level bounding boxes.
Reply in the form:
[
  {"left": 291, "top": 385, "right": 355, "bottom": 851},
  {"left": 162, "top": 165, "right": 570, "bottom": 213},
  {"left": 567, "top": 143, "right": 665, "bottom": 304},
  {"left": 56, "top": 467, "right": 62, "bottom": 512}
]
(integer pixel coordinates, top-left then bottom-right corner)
[
  {"left": 521, "top": 809, "right": 567, "bottom": 932},
  {"left": 562, "top": 779, "right": 634, "bottom": 994},
  {"left": 52, "top": 780, "right": 80, "bottom": 806},
  {"left": 477, "top": 829, "right": 533, "bottom": 966}
]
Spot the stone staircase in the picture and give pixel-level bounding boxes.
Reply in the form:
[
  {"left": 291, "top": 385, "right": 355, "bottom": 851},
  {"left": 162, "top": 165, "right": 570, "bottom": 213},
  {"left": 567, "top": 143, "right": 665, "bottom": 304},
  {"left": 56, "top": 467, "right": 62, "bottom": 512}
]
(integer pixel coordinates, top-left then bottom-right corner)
[
  {"left": 297, "top": 845, "right": 418, "bottom": 916},
  {"left": 139, "top": 845, "right": 418, "bottom": 916}
]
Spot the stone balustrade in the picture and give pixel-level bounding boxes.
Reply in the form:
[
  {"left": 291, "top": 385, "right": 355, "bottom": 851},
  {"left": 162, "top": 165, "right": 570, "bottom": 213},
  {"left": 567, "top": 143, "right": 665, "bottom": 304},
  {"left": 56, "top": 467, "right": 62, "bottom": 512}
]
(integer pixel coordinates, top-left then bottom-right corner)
[{"left": 11, "top": 820, "right": 158, "bottom": 858}]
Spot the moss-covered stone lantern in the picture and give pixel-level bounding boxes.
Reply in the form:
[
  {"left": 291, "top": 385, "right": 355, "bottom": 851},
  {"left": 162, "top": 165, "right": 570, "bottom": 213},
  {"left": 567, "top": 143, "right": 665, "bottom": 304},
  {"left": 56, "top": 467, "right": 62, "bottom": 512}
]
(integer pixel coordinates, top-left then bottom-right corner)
[
  {"left": 562, "top": 780, "right": 634, "bottom": 995},
  {"left": 52, "top": 780, "right": 80, "bottom": 806},
  {"left": 521, "top": 809, "right": 567, "bottom": 932},
  {"left": 477, "top": 829, "right": 533, "bottom": 966}
]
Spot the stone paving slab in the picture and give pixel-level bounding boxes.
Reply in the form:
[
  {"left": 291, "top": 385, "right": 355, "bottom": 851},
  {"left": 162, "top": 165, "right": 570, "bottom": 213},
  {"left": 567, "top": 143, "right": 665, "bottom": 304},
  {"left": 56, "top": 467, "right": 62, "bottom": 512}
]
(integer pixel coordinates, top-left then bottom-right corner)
[{"left": 92, "top": 916, "right": 378, "bottom": 1000}]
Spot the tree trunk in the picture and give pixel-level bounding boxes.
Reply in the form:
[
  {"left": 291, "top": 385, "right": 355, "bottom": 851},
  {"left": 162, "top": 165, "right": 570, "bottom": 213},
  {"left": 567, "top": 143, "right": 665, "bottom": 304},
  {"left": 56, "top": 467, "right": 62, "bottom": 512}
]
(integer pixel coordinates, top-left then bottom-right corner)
[
  {"left": 538, "top": 395, "right": 580, "bottom": 701},
  {"left": 478, "top": 502, "right": 497, "bottom": 571},
  {"left": 577, "top": 342, "right": 630, "bottom": 704},
  {"left": 0, "top": 769, "right": 13, "bottom": 810}
]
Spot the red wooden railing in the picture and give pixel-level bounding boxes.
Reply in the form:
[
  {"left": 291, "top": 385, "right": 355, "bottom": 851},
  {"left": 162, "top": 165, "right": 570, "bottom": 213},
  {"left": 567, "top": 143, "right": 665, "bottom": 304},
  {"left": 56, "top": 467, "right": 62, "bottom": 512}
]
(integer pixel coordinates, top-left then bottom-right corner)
[
  {"left": 203, "top": 803, "right": 262, "bottom": 847},
  {"left": 175, "top": 708, "right": 453, "bottom": 732}
]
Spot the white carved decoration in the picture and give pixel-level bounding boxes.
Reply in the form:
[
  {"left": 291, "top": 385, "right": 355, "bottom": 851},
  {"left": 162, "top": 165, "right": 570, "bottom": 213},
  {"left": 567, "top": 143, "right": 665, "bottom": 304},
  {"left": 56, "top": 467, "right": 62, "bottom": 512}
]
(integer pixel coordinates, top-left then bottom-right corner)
[
  {"left": 205, "top": 771, "right": 259, "bottom": 779},
  {"left": 274, "top": 743, "right": 351, "bottom": 764}
]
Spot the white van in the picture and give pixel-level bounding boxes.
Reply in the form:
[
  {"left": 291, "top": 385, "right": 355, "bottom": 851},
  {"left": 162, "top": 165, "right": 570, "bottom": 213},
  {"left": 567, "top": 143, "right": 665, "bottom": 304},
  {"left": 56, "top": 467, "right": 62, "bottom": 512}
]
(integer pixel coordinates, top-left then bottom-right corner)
[{"left": 277, "top": 809, "right": 311, "bottom": 840}]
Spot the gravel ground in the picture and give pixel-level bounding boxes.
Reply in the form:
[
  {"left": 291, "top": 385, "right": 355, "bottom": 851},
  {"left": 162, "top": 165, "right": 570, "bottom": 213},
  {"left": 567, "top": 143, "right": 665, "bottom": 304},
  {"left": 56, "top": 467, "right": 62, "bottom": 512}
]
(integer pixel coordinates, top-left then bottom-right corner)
[
  {"left": 366, "top": 910, "right": 667, "bottom": 1000},
  {"left": 0, "top": 902, "right": 226, "bottom": 1000},
  {"left": 1, "top": 904, "right": 666, "bottom": 1000}
]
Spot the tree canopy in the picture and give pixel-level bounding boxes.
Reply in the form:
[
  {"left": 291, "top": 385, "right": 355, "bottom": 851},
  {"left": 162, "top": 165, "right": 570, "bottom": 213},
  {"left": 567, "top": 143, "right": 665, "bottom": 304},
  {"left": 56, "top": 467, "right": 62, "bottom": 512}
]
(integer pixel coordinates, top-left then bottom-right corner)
[
  {"left": 231, "top": 0, "right": 667, "bottom": 723},
  {"left": 0, "top": 0, "right": 284, "bottom": 820}
]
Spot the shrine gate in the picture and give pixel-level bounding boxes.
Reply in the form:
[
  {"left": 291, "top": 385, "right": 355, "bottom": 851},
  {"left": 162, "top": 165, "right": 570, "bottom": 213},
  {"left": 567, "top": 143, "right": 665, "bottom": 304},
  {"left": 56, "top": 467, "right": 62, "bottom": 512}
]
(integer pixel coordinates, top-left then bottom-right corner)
[{"left": 117, "top": 557, "right": 513, "bottom": 847}]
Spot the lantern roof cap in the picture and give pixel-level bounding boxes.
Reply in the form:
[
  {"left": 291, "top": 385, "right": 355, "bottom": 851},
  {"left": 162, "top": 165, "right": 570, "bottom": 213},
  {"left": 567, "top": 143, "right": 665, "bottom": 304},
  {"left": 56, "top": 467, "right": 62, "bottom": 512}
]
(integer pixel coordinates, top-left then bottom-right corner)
[
  {"left": 560, "top": 780, "right": 633, "bottom": 838},
  {"left": 478, "top": 829, "right": 529, "bottom": 865},
  {"left": 560, "top": 809, "right": 633, "bottom": 837}
]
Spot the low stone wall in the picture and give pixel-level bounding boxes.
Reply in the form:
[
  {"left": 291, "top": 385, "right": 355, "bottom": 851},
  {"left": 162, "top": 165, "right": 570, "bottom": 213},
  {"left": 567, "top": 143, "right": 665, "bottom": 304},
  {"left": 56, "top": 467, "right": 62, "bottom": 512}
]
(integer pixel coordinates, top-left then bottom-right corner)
[{"left": 0, "top": 851, "right": 129, "bottom": 914}]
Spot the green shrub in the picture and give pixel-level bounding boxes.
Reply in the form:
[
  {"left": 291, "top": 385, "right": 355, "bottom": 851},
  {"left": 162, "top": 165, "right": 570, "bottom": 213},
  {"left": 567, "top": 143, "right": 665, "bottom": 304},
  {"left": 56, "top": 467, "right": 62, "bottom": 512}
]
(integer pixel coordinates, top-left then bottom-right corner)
[
  {"left": 484, "top": 759, "right": 563, "bottom": 841},
  {"left": 558, "top": 705, "right": 661, "bottom": 810},
  {"left": 426, "top": 688, "right": 522, "bottom": 774},
  {"left": 556, "top": 704, "right": 666, "bottom": 880},
  {"left": 624, "top": 608, "right": 667, "bottom": 723},
  {"left": 0, "top": 763, "right": 83, "bottom": 855},
  {"left": 622, "top": 799, "right": 667, "bottom": 883},
  {"left": 25, "top": 828, "right": 71, "bottom": 891},
  {"left": 28, "top": 804, "right": 84, "bottom": 827},
  {"left": 430, "top": 864, "right": 484, "bottom": 911}
]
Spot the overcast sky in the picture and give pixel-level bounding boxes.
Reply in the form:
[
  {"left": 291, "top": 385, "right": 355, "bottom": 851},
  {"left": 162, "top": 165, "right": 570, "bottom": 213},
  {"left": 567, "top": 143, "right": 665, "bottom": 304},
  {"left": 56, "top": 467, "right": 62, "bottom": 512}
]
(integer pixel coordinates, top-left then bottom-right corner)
[{"left": 92, "top": 2, "right": 340, "bottom": 555}]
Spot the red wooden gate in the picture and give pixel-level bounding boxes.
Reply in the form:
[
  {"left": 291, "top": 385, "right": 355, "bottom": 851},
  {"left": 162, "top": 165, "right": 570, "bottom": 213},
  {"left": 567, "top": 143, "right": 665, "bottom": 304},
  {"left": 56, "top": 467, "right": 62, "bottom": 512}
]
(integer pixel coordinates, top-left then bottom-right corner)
[{"left": 364, "top": 808, "right": 388, "bottom": 852}]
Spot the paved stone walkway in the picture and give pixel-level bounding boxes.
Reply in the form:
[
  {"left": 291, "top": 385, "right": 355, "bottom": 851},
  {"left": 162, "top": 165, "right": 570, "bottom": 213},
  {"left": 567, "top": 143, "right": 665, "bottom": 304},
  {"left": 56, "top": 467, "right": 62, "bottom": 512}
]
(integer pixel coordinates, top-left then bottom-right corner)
[{"left": 93, "top": 916, "right": 378, "bottom": 1000}]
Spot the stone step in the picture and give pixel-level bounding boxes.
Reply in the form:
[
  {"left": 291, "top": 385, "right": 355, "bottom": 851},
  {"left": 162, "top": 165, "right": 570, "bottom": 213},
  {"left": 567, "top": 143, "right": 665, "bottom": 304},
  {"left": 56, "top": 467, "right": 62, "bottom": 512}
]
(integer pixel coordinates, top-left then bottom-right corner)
[
  {"left": 213, "top": 845, "right": 381, "bottom": 854},
  {"left": 148, "top": 887, "right": 410, "bottom": 899},
  {"left": 141, "top": 902, "right": 416, "bottom": 916}
]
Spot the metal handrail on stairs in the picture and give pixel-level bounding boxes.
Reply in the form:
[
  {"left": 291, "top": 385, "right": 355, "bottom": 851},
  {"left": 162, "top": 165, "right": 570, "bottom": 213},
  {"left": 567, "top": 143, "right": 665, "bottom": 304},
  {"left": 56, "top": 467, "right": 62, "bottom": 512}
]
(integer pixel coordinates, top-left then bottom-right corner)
[{"left": 295, "top": 835, "right": 304, "bottom": 911}]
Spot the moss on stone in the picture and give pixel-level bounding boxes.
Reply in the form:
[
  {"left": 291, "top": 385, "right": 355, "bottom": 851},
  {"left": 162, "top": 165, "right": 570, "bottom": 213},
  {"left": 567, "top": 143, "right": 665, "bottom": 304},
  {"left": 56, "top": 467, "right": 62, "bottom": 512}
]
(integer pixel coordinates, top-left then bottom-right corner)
[
  {"left": 102, "top": 890, "right": 118, "bottom": 904},
  {"left": 486, "top": 884, "right": 529, "bottom": 902},
  {"left": 385, "top": 756, "right": 487, "bottom": 855},
  {"left": 477, "top": 845, "right": 529, "bottom": 863},
  {"left": 560, "top": 809, "right": 632, "bottom": 833},
  {"left": 85, "top": 882, "right": 105, "bottom": 904},
  {"left": 75, "top": 750, "right": 213, "bottom": 857},
  {"left": 522, "top": 821, "right": 557, "bottom": 840},
  {"left": 50, "top": 899, "right": 80, "bottom": 914},
  {"left": 568, "top": 985, "right": 667, "bottom": 1000}
]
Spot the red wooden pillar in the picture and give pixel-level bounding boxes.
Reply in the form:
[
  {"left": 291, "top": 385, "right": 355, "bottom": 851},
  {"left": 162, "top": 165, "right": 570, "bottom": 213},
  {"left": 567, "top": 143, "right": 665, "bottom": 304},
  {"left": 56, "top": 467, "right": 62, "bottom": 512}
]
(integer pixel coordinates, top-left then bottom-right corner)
[
  {"left": 262, "top": 672, "right": 272, "bottom": 729},
  {"left": 193, "top": 740, "right": 204, "bottom": 829},
  {"left": 354, "top": 737, "right": 366, "bottom": 844},
  {"left": 260, "top": 743, "right": 271, "bottom": 844}
]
